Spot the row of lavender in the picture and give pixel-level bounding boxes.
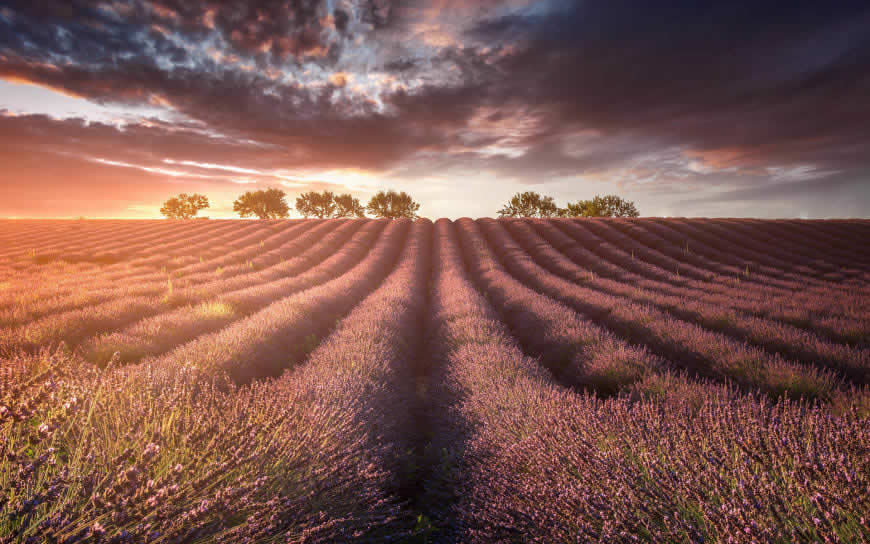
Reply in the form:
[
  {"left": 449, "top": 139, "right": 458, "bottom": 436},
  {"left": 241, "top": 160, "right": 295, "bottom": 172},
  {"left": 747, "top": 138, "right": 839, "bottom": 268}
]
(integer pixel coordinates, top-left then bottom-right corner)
[
  {"left": 0, "top": 220, "right": 383, "bottom": 357},
  {"left": 462, "top": 219, "right": 865, "bottom": 398},
  {"left": 0, "top": 220, "right": 269, "bottom": 288},
  {"left": 1, "top": 220, "right": 430, "bottom": 541},
  {"left": 1, "top": 216, "right": 866, "bottom": 399},
  {"left": 425, "top": 219, "right": 868, "bottom": 542},
  {"left": 545, "top": 220, "right": 866, "bottom": 346},
  {"left": 1, "top": 217, "right": 867, "bottom": 541},
  {"left": 2, "top": 218, "right": 865, "bottom": 288},
  {"left": 0, "top": 220, "right": 324, "bottom": 317},
  {"left": 2, "top": 217, "right": 866, "bottom": 344},
  {"left": 487, "top": 219, "right": 868, "bottom": 391},
  {"left": 1, "top": 218, "right": 866, "bottom": 363}
]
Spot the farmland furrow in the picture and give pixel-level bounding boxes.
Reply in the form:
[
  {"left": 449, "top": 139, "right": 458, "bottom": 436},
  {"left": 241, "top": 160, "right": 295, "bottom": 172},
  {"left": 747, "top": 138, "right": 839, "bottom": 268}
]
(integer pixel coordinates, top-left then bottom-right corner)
[
  {"left": 706, "top": 218, "right": 855, "bottom": 273},
  {"left": 531, "top": 217, "right": 870, "bottom": 334},
  {"left": 655, "top": 218, "right": 833, "bottom": 274},
  {"left": 0, "top": 223, "right": 90, "bottom": 252},
  {"left": 629, "top": 217, "right": 870, "bottom": 297},
  {"left": 650, "top": 218, "right": 869, "bottom": 289},
  {"left": 666, "top": 218, "right": 870, "bottom": 292},
  {"left": 806, "top": 219, "right": 870, "bottom": 246},
  {"left": 73, "top": 218, "right": 317, "bottom": 286},
  {"left": 420, "top": 216, "right": 574, "bottom": 537},
  {"left": 473, "top": 219, "right": 839, "bottom": 398},
  {"left": 758, "top": 219, "right": 870, "bottom": 281},
  {"left": 749, "top": 218, "right": 870, "bottom": 264},
  {"left": 554, "top": 218, "right": 869, "bottom": 324},
  {"left": 650, "top": 218, "right": 844, "bottom": 282},
  {"left": 93, "top": 220, "right": 286, "bottom": 270},
  {"left": 63, "top": 219, "right": 258, "bottom": 267},
  {"left": 669, "top": 218, "right": 870, "bottom": 298},
  {"left": 27, "top": 219, "right": 249, "bottom": 273},
  {"left": 240, "top": 217, "right": 432, "bottom": 536},
  {"left": 674, "top": 219, "right": 856, "bottom": 273},
  {"left": 614, "top": 218, "right": 820, "bottom": 292},
  {"left": 0, "top": 220, "right": 57, "bottom": 243},
  {"left": 0, "top": 220, "right": 322, "bottom": 318},
  {"left": 0, "top": 221, "right": 434, "bottom": 542},
  {"left": 79, "top": 219, "right": 379, "bottom": 366},
  {"left": 720, "top": 218, "right": 870, "bottom": 269},
  {"left": 546, "top": 218, "right": 856, "bottom": 317},
  {"left": 4, "top": 221, "right": 244, "bottom": 280},
  {"left": 452, "top": 219, "right": 667, "bottom": 394},
  {"left": 559, "top": 218, "right": 722, "bottom": 280},
  {"left": 420, "top": 218, "right": 869, "bottom": 542},
  {"left": 0, "top": 219, "right": 242, "bottom": 292},
  {"left": 502, "top": 219, "right": 869, "bottom": 383},
  {"left": 1, "top": 220, "right": 158, "bottom": 256},
  {"left": 142, "top": 219, "right": 410, "bottom": 383},
  {"left": 56, "top": 219, "right": 238, "bottom": 258},
  {"left": 5, "top": 218, "right": 229, "bottom": 262},
  {"left": 0, "top": 220, "right": 362, "bottom": 354},
  {"left": 2, "top": 218, "right": 869, "bottom": 543},
  {"left": 62, "top": 219, "right": 265, "bottom": 269},
  {"left": 538, "top": 219, "right": 870, "bottom": 346},
  {"left": 624, "top": 217, "right": 852, "bottom": 293},
  {"left": 552, "top": 219, "right": 839, "bottom": 308}
]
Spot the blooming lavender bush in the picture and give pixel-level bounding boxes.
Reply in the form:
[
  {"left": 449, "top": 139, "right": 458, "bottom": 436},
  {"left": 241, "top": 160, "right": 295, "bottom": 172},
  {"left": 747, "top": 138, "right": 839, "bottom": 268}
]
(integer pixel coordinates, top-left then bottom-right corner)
[{"left": 0, "top": 217, "right": 867, "bottom": 542}]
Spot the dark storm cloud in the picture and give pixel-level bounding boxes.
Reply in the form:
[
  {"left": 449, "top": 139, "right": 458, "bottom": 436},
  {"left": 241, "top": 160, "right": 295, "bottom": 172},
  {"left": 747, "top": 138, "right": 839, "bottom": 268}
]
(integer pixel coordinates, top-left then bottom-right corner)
[
  {"left": 467, "top": 0, "right": 870, "bottom": 171},
  {"left": 0, "top": 0, "right": 363, "bottom": 110},
  {"left": 0, "top": 0, "right": 483, "bottom": 173},
  {"left": 1, "top": 0, "right": 869, "bottom": 217},
  {"left": 0, "top": 113, "right": 260, "bottom": 166},
  {"left": 681, "top": 170, "right": 870, "bottom": 203},
  {"left": 0, "top": 0, "right": 354, "bottom": 64},
  {"left": 0, "top": 104, "right": 433, "bottom": 175}
]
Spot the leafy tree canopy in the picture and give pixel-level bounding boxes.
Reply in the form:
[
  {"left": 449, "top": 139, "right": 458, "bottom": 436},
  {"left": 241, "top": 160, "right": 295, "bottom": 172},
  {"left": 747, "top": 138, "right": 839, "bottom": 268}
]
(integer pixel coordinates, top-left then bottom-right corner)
[
  {"left": 366, "top": 190, "right": 420, "bottom": 219},
  {"left": 498, "top": 191, "right": 560, "bottom": 218},
  {"left": 295, "top": 190, "right": 365, "bottom": 218},
  {"left": 561, "top": 195, "right": 640, "bottom": 218},
  {"left": 333, "top": 193, "right": 366, "bottom": 218},
  {"left": 160, "top": 193, "right": 209, "bottom": 220},
  {"left": 295, "top": 191, "right": 337, "bottom": 218},
  {"left": 233, "top": 188, "right": 290, "bottom": 219}
]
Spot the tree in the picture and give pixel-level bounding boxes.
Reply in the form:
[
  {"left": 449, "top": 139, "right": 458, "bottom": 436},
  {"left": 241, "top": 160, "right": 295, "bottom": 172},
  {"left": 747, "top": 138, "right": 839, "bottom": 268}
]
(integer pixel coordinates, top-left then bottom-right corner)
[
  {"left": 233, "top": 188, "right": 290, "bottom": 219},
  {"left": 366, "top": 190, "right": 420, "bottom": 219},
  {"left": 560, "top": 195, "right": 639, "bottom": 218},
  {"left": 160, "top": 193, "right": 209, "bottom": 219},
  {"left": 295, "top": 190, "right": 337, "bottom": 218},
  {"left": 498, "top": 191, "right": 560, "bottom": 218},
  {"left": 295, "top": 191, "right": 366, "bottom": 218},
  {"left": 560, "top": 201, "right": 593, "bottom": 217},
  {"left": 333, "top": 193, "right": 366, "bottom": 218}
]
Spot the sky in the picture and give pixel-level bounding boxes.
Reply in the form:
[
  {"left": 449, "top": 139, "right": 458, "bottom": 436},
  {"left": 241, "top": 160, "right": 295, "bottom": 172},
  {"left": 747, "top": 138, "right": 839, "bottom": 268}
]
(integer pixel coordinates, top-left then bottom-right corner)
[{"left": 1, "top": 0, "right": 869, "bottom": 219}]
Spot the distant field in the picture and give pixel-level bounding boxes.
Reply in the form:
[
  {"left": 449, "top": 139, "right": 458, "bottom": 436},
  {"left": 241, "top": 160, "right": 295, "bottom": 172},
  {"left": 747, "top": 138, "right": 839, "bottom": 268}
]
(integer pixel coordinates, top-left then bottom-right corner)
[{"left": 1, "top": 217, "right": 868, "bottom": 542}]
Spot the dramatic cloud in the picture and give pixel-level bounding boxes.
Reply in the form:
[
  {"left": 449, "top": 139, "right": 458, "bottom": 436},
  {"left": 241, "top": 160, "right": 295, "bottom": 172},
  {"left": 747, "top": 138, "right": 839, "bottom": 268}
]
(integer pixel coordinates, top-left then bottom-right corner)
[{"left": 1, "top": 0, "right": 868, "bottom": 217}]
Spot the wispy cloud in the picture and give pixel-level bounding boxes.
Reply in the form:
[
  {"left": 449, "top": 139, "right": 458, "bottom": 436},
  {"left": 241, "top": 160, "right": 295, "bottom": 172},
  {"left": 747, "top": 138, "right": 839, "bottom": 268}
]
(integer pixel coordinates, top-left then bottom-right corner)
[{"left": 1, "top": 0, "right": 869, "bottom": 217}]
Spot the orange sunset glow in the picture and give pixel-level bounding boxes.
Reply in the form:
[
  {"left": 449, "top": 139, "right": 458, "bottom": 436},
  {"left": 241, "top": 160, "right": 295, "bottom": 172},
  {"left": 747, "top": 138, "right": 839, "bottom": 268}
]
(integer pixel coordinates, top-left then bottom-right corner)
[
  {"left": 1, "top": 1, "right": 869, "bottom": 219},
  {"left": 1, "top": 2, "right": 869, "bottom": 543}
]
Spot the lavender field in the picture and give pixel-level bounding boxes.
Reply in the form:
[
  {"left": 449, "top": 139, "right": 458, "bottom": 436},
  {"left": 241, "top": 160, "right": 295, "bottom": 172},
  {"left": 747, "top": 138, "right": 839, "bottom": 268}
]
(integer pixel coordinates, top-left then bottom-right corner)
[{"left": 0, "top": 217, "right": 868, "bottom": 543}]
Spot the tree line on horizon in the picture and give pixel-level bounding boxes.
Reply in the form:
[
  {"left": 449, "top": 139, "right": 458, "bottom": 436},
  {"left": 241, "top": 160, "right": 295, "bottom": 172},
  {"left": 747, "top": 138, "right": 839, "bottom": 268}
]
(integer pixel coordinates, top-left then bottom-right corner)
[
  {"left": 496, "top": 191, "right": 639, "bottom": 218},
  {"left": 160, "top": 189, "right": 638, "bottom": 220}
]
